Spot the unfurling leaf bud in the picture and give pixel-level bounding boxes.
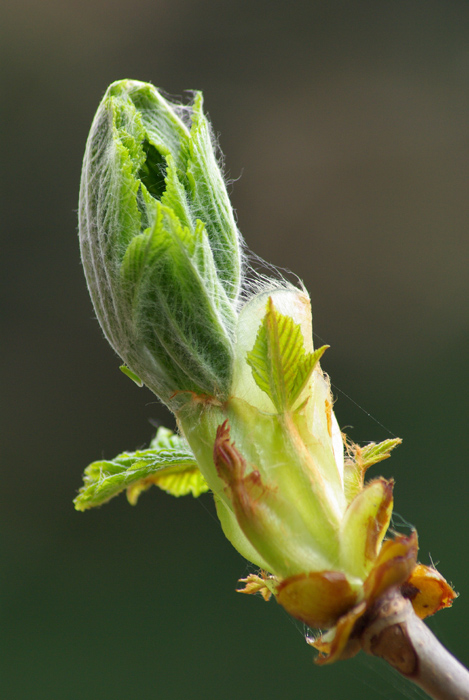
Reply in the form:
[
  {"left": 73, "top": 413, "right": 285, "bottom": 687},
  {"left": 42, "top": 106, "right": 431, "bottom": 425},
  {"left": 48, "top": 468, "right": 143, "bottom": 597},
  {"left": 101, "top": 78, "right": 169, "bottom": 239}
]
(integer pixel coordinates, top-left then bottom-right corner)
[
  {"left": 77, "top": 81, "right": 457, "bottom": 666},
  {"left": 79, "top": 80, "right": 241, "bottom": 408}
]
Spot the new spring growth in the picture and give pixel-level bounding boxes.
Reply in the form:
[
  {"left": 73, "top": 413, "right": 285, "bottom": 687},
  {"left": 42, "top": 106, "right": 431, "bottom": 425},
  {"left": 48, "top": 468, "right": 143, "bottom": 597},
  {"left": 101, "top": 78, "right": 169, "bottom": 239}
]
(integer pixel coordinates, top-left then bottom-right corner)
[
  {"left": 79, "top": 80, "right": 240, "bottom": 408},
  {"left": 77, "top": 80, "right": 456, "bottom": 663}
]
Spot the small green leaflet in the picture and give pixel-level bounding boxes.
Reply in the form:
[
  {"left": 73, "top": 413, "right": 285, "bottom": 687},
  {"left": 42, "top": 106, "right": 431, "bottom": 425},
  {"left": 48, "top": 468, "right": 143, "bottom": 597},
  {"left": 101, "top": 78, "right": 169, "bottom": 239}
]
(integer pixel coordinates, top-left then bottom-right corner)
[
  {"left": 246, "top": 297, "right": 328, "bottom": 413},
  {"left": 74, "top": 426, "right": 209, "bottom": 511},
  {"left": 343, "top": 438, "right": 402, "bottom": 502},
  {"left": 358, "top": 438, "right": 402, "bottom": 470}
]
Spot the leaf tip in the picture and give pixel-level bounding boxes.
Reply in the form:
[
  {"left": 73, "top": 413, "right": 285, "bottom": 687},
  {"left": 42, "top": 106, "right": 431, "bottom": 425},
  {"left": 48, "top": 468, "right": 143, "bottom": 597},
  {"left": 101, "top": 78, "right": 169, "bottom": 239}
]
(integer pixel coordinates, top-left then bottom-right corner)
[{"left": 119, "top": 365, "right": 144, "bottom": 387}]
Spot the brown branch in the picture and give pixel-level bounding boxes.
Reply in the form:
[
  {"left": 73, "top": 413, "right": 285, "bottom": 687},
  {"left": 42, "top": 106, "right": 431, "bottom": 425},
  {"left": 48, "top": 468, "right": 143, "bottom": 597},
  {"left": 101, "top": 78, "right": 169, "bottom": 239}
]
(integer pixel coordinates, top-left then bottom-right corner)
[{"left": 360, "top": 588, "right": 469, "bottom": 700}]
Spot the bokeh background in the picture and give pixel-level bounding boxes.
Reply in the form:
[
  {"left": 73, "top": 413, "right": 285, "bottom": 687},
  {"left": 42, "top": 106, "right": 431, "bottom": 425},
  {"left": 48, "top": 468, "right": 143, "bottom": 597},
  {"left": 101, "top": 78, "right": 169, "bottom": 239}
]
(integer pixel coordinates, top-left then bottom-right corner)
[{"left": 2, "top": 1, "right": 469, "bottom": 698}]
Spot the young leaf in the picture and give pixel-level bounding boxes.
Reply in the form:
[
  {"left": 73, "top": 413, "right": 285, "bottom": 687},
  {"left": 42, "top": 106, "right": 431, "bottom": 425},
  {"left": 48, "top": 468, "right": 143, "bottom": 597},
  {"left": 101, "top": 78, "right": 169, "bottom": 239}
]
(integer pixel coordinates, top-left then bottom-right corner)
[
  {"left": 246, "top": 297, "right": 328, "bottom": 412},
  {"left": 185, "top": 92, "right": 241, "bottom": 298},
  {"left": 74, "top": 427, "right": 208, "bottom": 511},
  {"left": 358, "top": 439, "right": 402, "bottom": 470},
  {"left": 79, "top": 81, "right": 241, "bottom": 410},
  {"left": 343, "top": 438, "right": 402, "bottom": 502},
  {"left": 119, "top": 202, "right": 236, "bottom": 400}
]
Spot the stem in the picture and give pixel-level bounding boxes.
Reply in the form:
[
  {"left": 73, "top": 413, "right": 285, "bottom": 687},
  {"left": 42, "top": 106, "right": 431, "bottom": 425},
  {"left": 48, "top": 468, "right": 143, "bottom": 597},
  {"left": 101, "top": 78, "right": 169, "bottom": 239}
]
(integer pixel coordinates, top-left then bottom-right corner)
[{"left": 360, "top": 588, "right": 469, "bottom": 700}]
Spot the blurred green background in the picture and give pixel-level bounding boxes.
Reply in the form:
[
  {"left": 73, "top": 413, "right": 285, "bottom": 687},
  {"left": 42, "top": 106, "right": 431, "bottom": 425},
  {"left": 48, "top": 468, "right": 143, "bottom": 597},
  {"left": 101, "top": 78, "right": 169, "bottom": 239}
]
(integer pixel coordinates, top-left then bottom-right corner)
[{"left": 2, "top": 1, "right": 468, "bottom": 698}]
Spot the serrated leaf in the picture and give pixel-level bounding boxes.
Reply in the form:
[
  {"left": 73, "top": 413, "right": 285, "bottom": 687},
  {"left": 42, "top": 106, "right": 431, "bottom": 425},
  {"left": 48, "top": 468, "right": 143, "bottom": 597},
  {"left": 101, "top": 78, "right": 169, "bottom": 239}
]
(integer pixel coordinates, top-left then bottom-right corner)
[
  {"left": 343, "top": 438, "right": 402, "bottom": 503},
  {"left": 359, "top": 438, "right": 402, "bottom": 470},
  {"left": 160, "top": 154, "right": 193, "bottom": 230},
  {"left": 291, "top": 344, "right": 329, "bottom": 407},
  {"left": 74, "top": 427, "right": 208, "bottom": 511},
  {"left": 246, "top": 297, "right": 327, "bottom": 412},
  {"left": 126, "top": 465, "right": 209, "bottom": 504}
]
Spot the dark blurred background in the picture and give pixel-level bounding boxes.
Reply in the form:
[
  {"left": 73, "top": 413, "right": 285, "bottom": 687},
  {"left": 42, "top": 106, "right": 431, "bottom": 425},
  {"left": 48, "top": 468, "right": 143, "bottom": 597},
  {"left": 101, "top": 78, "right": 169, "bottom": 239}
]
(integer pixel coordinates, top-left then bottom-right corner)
[{"left": 2, "top": 1, "right": 468, "bottom": 698}]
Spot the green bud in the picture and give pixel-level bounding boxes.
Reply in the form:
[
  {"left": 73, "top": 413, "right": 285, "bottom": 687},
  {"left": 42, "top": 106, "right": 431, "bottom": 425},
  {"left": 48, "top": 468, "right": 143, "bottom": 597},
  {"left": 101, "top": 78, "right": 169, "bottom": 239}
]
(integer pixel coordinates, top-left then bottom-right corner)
[
  {"left": 78, "top": 82, "right": 449, "bottom": 664},
  {"left": 79, "top": 80, "right": 241, "bottom": 408},
  {"left": 177, "top": 289, "right": 348, "bottom": 578}
]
